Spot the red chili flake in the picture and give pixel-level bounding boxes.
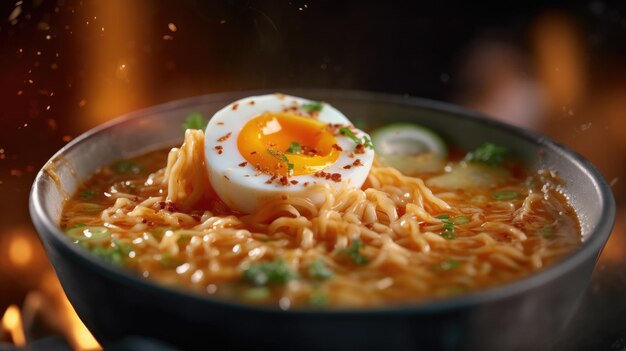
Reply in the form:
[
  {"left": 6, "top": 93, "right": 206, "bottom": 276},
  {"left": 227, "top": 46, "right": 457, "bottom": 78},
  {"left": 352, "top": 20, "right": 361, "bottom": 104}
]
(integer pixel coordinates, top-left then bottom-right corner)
[
  {"left": 157, "top": 201, "right": 166, "bottom": 210},
  {"left": 353, "top": 159, "right": 363, "bottom": 167},
  {"left": 232, "top": 103, "right": 239, "bottom": 111},
  {"left": 303, "top": 182, "right": 309, "bottom": 187},
  {"left": 280, "top": 176, "right": 289, "bottom": 185},
  {"left": 217, "top": 132, "right": 232, "bottom": 142},
  {"left": 244, "top": 174, "right": 250, "bottom": 177},
  {"left": 238, "top": 161, "right": 248, "bottom": 167},
  {"left": 224, "top": 175, "right": 230, "bottom": 181},
  {"left": 165, "top": 201, "right": 179, "bottom": 212},
  {"left": 355, "top": 144, "right": 365, "bottom": 154},
  {"left": 214, "top": 145, "right": 223, "bottom": 155},
  {"left": 332, "top": 144, "right": 343, "bottom": 151},
  {"left": 330, "top": 173, "right": 342, "bottom": 182},
  {"left": 290, "top": 180, "right": 299, "bottom": 185},
  {"left": 217, "top": 121, "right": 224, "bottom": 125},
  {"left": 343, "top": 165, "right": 352, "bottom": 169},
  {"left": 250, "top": 151, "right": 257, "bottom": 155},
  {"left": 248, "top": 100, "right": 255, "bottom": 105}
]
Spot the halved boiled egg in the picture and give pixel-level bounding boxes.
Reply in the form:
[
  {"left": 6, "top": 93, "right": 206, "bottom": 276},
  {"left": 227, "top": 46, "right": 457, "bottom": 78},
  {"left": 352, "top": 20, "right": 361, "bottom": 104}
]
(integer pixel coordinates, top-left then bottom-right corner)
[{"left": 204, "top": 94, "right": 375, "bottom": 213}]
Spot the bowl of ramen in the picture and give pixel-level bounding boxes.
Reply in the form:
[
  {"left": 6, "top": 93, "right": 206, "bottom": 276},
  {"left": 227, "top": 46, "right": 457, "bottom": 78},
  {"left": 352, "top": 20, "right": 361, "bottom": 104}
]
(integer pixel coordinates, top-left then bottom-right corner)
[{"left": 30, "top": 90, "right": 615, "bottom": 350}]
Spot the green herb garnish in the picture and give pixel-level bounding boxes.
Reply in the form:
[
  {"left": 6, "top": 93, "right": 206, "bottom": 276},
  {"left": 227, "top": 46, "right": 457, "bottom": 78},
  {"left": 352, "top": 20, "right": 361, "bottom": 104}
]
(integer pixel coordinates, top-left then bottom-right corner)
[
  {"left": 182, "top": 112, "right": 208, "bottom": 131},
  {"left": 80, "top": 190, "right": 98, "bottom": 200},
  {"left": 309, "top": 291, "right": 330, "bottom": 307},
  {"left": 339, "top": 238, "right": 369, "bottom": 265},
  {"left": 301, "top": 101, "right": 324, "bottom": 113},
  {"left": 268, "top": 149, "right": 294, "bottom": 172},
  {"left": 268, "top": 149, "right": 289, "bottom": 163},
  {"left": 112, "top": 160, "right": 142, "bottom": 175},
  {"left": 90, "top": 240, "right": 133, "bottom": 267},
  {"left": 491, "top": 191, "right": 520, "bottom": 201},
  {"left": 541, "top": 228, "right": 554, "bottom": 239},
  {"left": 286, "top": 142, "right": 301, "bottom": 154},
  {"left": 242, "top": 259, "right": 298, "bottom": 286},
  {"left": 454, "top": 216, "right": 470, "bottom": 225},
  {"left": 66, "top": 226, "right": 110, "bottom": 241},
  {"left": 466, "top": 143, "right": 508, "bottom": 166},
  {"left": 439, "top": 259, "right": 460, "bottom": 271},
  {"left": 339, "top": 127, "right": 373, "bottom": 150},
  {"left": 242, "top": 286, "right": 271, "bottom": 300},
  {"left": 309, "top": 258, "right": 334, "bottom": 280},
  {"left": 437, "top": 215, "right": 456, "bottom": 239}
]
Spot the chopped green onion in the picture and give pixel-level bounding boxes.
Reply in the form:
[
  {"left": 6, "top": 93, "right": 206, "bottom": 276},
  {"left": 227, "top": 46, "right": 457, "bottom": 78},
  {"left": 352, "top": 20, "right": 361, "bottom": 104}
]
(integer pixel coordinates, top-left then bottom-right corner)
[
  {"left": 541, "top": 228, "right": 554, "bottom": 239},
  {"left": 439, "top": 259, "right": 460, "bottom": 271},
  {"left": 90, "top": 240, "right": 133, "bottom": 267},
  {"left": 454, "top": 216, "right": 470, "bottom": 225},
  {"left": 242, "top": 286, "right": 271, "bottom": 300},
  {"left": 66, "top": 226, "right": 110, "bottom": 241},
  {"left": 301, "top": 101, "right": 323, "bottom": 113},
  {"left": 492, "top": 191, "right": 520, "bottom": 200},
  {"left": 308, "top": 258, "right": 334, "bottom": 280},
  {"left": 309, "top": 291, "right": 330, "bottom": 307},
  {"left": 267, "top": 149, "right": 289, "bottom": 163},
  {"left": 471, "top": 195, "right": 487, "bottom": 203},
  {"left": 112, "top": 160, "right": 142, "bottom": 175},
  {"left": 339, "top": 127, "right": 374, "bottom": 150},
  {"left": 242, "top": 259, "right": 297, "bottom": 286},
  {"left": 466, "top": 143, "right": 508, "bottom": 166},
  {"left": 286, "top": 142, "right": 301, "bottom": 154},
  {"left": 287, "top": 163, "right": 294, "bottom": 171},
  {"left": 441, "top": 231, "right": 456, "bottom": 239},
  {"left": 339, "top": 127, "right": 361, "bottom": 144},
  {"left": 80, "top": 190, "right": 98, "bottom": 200},
  {"left": 339, "top": 238, "right": 368, "bottom": 265},
  {"left": 438, "top": 216, "right": 456, "bottom": 239},
  {"left": 182, "top": 112, "right": 208, "bottom": 130}
]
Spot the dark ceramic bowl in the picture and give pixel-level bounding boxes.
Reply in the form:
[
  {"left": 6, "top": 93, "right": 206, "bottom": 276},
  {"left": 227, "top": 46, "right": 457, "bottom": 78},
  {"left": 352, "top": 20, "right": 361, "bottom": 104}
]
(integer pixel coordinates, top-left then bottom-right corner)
[{"left": 30, "top": 90, "right": 615, "bottom": 351}]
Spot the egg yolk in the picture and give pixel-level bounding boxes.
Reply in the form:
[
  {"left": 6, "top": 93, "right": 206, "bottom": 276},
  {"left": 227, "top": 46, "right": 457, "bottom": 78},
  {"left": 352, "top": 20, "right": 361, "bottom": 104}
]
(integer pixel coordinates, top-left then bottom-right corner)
[{"left": 237, "top": 112, "right": 340, "bottom": 177}]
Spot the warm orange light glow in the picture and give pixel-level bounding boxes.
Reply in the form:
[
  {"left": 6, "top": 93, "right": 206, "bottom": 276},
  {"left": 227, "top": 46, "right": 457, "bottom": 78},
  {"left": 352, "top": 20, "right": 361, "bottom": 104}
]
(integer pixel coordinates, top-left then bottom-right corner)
[
  {"left": 39, "top": 272, "right": 101, "bottom": 350},
  {"left": 8, "top": 235, "right": 33, "bottom": 267},
  {"left": 532, "top": 13, "right": 587, "bottom": 115},
  {"left": 82, "top": 0, "right": 149, "bottom": 128},
  {"left": 1, "top": 305, "right": 26, "bottom": 346},
  {"left": 61, "top": 292, "right": 101, "bottom": 350}
]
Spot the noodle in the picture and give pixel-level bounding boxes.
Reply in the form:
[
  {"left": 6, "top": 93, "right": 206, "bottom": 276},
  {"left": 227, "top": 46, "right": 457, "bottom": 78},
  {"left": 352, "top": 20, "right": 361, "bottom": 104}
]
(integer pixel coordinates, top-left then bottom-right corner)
[{"left": 60, "top": 130, "right": 581, "bottom": 308}]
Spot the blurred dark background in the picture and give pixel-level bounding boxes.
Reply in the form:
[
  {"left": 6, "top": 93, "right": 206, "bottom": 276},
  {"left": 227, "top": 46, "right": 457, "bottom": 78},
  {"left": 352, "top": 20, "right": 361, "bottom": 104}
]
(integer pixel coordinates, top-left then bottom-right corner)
[{"left": 0, "top": 1, "right": 625, "bottom": 350}]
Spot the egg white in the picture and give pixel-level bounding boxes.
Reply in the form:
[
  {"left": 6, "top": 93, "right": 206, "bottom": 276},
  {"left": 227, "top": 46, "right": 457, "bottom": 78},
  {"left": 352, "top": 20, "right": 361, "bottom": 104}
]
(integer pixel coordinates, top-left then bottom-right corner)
[{"left": 204, "top": 93, "right": 374, "bottom": 213}]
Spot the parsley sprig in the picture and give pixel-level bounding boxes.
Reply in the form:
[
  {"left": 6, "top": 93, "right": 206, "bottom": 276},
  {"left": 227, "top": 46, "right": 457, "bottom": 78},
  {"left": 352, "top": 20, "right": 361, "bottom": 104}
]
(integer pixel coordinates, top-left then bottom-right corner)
[
  {"left": 466, "top": 143, "right": 508, "bottom": 166},
  {"left": 242, "top": 259, "right": 297, "bottom": 286},
  {"left": 436, "top": 214, "right": 456, "bottom": 239},
  {"left": 301, "top": 101, "right": 324, "bottom": 113},
  {"left": 339, "top": 127, "right": 373, "bottom": 150},
  {"left": 285, "top": 141, "right": 301, "bottom": 154},
  {"left": 182, "top": 112, "right": 208, "bottom": 131},
  {"left": 338, "top": 238, "right": 368, "bottom": 265},
  {"left": 268, "top": 149, "right": 294, "bottom": 171}
]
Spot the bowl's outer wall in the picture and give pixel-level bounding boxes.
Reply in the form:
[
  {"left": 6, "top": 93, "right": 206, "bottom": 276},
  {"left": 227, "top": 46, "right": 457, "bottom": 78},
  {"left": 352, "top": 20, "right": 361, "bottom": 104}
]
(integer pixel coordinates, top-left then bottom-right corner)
[{"left": 30, "top": 90, "right": 615, "bottom": 351}]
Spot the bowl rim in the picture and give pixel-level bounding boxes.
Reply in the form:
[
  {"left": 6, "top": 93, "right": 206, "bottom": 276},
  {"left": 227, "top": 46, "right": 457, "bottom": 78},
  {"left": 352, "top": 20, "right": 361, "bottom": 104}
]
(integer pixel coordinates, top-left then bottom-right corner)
[{"left": 30, "top": 88, "right": 616, "bottom": 315}]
